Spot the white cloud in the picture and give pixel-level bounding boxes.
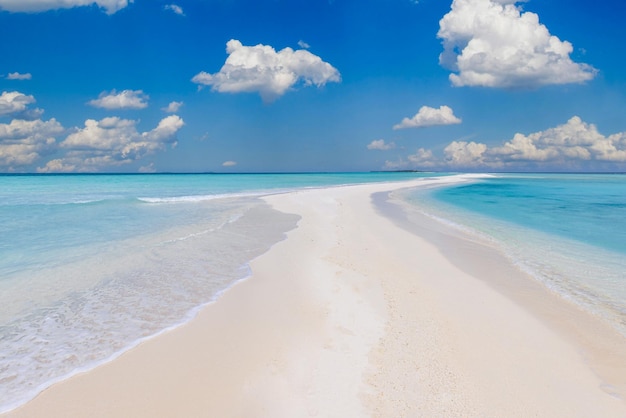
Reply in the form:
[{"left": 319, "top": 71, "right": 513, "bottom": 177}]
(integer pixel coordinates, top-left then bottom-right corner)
[
  {"left": 390, "top": 117, "right": 626, "bottom": 171},
  {"left": 0, "top": 114, "right": 183, "bottom": 172},
  {"left": 6, "top": 72, "right": 32, "bottom": 80},
  {"left": 222, "top": 161, "right": 237, "bottom": 167},
  {"left": 0, "top": 91, "right": 43, "bottom": 119},
  {"left": 0, "top": 91, "right": 35, "bottom": 116},
  {"left": 192, "top": 39, "right": 341, "bottom": 102},
  {"left": 367, "top": 139, "right": 396, "bottom": 150},
  {"left": 61, "top": 115, "right": 183, "bottom": 152},
  {"left": 162, "top": 101, "right": 183, "bottom": 113},
  {"left": 62, "top": 117, "right": 137, "bottom": 151},
  {"left": 0, "top": 118, "right": 63, "bottom": 140},
  {"left": 0, "top": 0, "right": 131, "bottom": 14},
  {"left": 164, "top": 4, "right": 184, "bottom": 16},
  {"left": 489, "top": 116, "right": 626, "bottom": 163},
  {"left": 144, "top": 115, "right": 184, "bottom": 143},
  {"left": 438, "top": 0, "right": 596, "bottom": 88},
  {"left": 383, "top": 159, "right": 405, "bottom": 170},
  {"left": 298, "top": 40, "right": 310, "bottom": 49},
  {"left": 393, "top": 105, "right": 462, "bottom": 129},
  {"left": 0, "top": 118, "right": 63, "bottom": 168},
  {"left": 37, "top": 159, "right": 76, "bottom": 173},
  {"left": 88, "top": 89, "right": 149, "bottom": 110},
  {"left": 38, "top": 115, "right": 183, "bottom": 172},
  {"left": 444, "top": 140, "right": 488, "bottom": 166},
  {"left": 139, "top": 163, "right": 156, "bottom": 173},
  {"left": 407, "top": 148, "right": 436, "bottom": 166},
  {"left": 384, "top": 148, "right": 435, "bottom": 170}
]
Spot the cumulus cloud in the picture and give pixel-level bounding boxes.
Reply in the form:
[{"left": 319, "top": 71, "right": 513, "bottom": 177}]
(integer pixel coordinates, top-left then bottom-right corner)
[
  {"left": 164, "top": 4, "right": 184, "bottom": 16},
  {"left": 389, "top": 117, "right": 626, "bottom": 171},
  {"left": 6, "top": 72, "right": 32, "bottom": 80},
  {"left": 0, "top": 0, "right": 131, "bottom": 14},
  {"left": 162, "top": 101, "right": 183, "bottom": 113},
  {"left": 0, "top": 118, "right": 64, "bottom": 168},
  {"left": 444, "top": 140, "right": 488, "bottom": 166},
  {"left": 38, "top": 115, "right": 183, "bottom": 172},
  {"left": 382, "top": 160, "right": 404, "bottom": 170},
  {"left": 0, "top": 112, "right": 183, "bottom": 172},
  {"left": 393, "top": 105, "right": 462, "bottom": 130},
  {"left": 192, "top": 39, "right": 341, "bottom": 102},
  {"left": 407, "top": 148, "right": 435, "bottom": 166},
  {"left": 438, "top": 0, "right": 596, "bottom": 88},
  {"left": 144, "top": 115, "right": 184, "bottom": 143},
  {"left": 367, "top": 139, "right": 396, "bottom": 150},
  {"left": 0, "top": 91, "right": 43, "bottom": 119},
  {"left": 0, "top": 91, "right": 35, "bottom": 116},
  {"left": 88, "top": 89, "right": 149, "bottom": 110},
  {"left": 222, "top": 161, "right": 237, "bottom": 167},
  {"left": 489, "top": 117, "right": 626, "bottom": 164},
  {"left": 61, "top": 115, "right": 183, "bottom": 152},
  {"left": 139, "top": 163, "right": 156, "bottom": 173},
  {"left": 384, "top": 148, "right": 435, "bottom": 170}
]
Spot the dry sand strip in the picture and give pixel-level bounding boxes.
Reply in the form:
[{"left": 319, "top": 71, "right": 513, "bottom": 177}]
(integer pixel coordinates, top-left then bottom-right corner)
[{"left": 8, "top": 177, "right": 626, "bottom": 417}]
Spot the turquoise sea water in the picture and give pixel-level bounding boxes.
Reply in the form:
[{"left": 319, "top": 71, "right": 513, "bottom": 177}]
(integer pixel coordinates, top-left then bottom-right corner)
[
  {"left": 0, "top": 172, "right": 433, "bottom": 413},
  {"left": 400, "top": 173, "right": 626, "bottom": 337}
]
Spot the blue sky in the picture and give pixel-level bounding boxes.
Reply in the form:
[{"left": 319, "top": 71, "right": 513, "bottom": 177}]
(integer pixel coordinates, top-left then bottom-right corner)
[{"left": 1, "top": 0, "right": 625, "bottom": 173}]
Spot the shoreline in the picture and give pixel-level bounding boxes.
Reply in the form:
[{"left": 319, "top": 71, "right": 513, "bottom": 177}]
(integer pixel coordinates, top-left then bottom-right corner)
[
  {"left": 375, "top": 189, "right": 626, "bottom": 403},
  {"left": 0, "top": 198, "right": 300, "bottom": 416},
  {"left": 8, "top": 176, "right": 626, "bottom": 417}
]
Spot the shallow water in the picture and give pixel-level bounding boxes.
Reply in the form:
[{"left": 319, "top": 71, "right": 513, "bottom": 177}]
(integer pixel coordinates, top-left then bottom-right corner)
[{"left": 397, "top": 173, "right": 626, "bottom": 337}]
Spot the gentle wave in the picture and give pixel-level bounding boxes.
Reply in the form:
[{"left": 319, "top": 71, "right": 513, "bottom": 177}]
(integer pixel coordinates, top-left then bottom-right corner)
[
  {"left": 137, "top": 191, "right": 265, "bottom": 203},
  {"left": 0, "top": 198, "right": 112, "bottom": 207},
  {"left": 69, "top": 199, "right": 108, "bottom": 205},
  {"left": 0, "top": 198, "right": 298, "bottom": 414},
  {"left": 0, "top": 271, "right": 252, "bottom": 415}
]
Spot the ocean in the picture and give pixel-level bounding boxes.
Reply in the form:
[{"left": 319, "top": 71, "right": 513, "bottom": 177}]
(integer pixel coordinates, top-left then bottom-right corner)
[
  {"left": 0, "top": 172, "right": 433, "bottom": 414},
  {"left": 397, "top": 173, "right": 626, "bottom": 338}
]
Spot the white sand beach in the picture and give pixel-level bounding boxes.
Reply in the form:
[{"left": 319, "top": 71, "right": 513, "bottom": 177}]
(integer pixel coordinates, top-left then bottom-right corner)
[{"left": 8, "top": 177, "right": 626, "bottom": 417}]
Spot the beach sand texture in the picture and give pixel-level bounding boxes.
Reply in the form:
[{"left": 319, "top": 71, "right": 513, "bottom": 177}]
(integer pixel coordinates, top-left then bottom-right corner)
[{"left": 9, "top": 178, "right": 626, "bottom": 417}]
